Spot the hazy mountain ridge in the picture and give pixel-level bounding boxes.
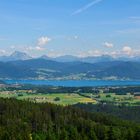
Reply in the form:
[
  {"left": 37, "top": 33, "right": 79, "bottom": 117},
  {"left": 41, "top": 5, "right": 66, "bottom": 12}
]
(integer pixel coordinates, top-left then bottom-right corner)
[
  {"left": 0, "top": 51, "right": 32, "bottom": 62},
  {"left": 1, "top": 51, "right": 140, "bottom": 63},
  {"left": 0, "top": 58, "right": 140, "bottom": 80},
  {"left": 42, "top": 54, "right": 140, "bottom": 63}
]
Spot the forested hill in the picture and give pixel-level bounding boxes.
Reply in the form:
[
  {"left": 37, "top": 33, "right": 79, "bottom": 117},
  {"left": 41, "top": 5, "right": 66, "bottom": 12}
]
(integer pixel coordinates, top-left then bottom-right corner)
[
  {"left": 74, "top": 103, "right": 140, "bottom": 123},
  {"left": 0, "top": 59, "right": 140, "bottom": 79},
  {"left": 0, "top": 98, "right": 140, "bottom": 140}
]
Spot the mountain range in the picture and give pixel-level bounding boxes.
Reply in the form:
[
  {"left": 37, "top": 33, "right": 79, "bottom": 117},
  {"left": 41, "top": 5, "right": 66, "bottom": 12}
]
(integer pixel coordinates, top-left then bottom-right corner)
[
  {"left": 0, "top": 51, "right": 140, "bottom": 80},
  {"left": 0, "top": 58, "right": 139, "bottom": 80},
  {"left": 0, "top": 51, "right": 32, "bottom": 62},
  {"left": 1, "top": 51, "right": 140, "bottom": 63}
]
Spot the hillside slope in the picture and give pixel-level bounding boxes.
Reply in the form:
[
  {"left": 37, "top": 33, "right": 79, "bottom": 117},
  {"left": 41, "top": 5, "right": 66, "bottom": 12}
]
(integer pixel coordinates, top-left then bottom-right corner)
[
  {"left": 0, "top": 98, "right": 139, "bottom": 140},
  {"left": 0, "top": 59, "right": 140, "bottom": 79}
]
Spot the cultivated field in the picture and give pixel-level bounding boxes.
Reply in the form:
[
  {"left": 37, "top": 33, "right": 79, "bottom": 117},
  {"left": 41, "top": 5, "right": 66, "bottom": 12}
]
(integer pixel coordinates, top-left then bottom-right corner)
[
  {"left": 0, "top": 91, "right": 96, "bottom": 105},
  {"left": 0, "top": 89, "right": 140, "bottom": 106}
]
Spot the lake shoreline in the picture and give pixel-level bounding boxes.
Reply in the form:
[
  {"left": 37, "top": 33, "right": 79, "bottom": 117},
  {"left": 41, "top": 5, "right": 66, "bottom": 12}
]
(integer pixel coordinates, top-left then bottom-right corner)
[{"left": 4, "top": 79, "right": 140, "bottom": 87}]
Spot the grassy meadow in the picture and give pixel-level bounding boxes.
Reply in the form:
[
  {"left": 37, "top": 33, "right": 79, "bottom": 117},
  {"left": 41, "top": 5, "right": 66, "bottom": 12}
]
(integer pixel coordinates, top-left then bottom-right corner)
[
  {"left": 0, "top": 89, "right": 140, "bottom": 106},
  {"left": 0, "top": 91, "right": 96, "bottom": 105}
]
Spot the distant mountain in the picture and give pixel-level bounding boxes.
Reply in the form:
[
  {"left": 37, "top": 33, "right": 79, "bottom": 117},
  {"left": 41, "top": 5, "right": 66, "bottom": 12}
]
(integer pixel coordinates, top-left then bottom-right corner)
[
  {"left": 40, "top": 55, "right": 115, "bottom": 63},
  {"left": 41, "top": 54, "right": 140, "bottom": 63},
  {"left": 54, "top": 55, "right": 80, "bottom": 62},
  {"left": 0, "top": 51, "right": 140, "bottom": 63},
  {"left": 10, "top": 51, "right": 32, "bottom": 60},
  {"left": 40, "top": 55, "right": 52, "bottom": 60},
  {"left": 53, "top": 55, "right": 140, "bottom": 63},
  {"left": 87, "top": 61, "right": 140, "bottom": 80},
  {"left": 0, "top": 51, "right": 32, "bottom": 62},
  {"left": 40, "top": 55, "right": 79, "bottom": 62},
  {"left": 0, "top": 51, "right": 140, "bottom": 80},
  {"left": 0, "top": 59, "right": 140, "bottom": 80},
  {"left": 80, "top": 55, "right": 114, "bottom": 63}
]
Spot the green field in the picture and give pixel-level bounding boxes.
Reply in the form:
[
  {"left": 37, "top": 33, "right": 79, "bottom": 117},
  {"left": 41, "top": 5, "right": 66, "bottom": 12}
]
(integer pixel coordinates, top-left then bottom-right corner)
[
  {"left": 0, "top": 91, "right": 96, "bottom": 105},
  {"left": 0, "top": 90, "right": 140, "bottom": 106},
  {"left": 88, "top": 93, "right": 140, "bottom": 106}
]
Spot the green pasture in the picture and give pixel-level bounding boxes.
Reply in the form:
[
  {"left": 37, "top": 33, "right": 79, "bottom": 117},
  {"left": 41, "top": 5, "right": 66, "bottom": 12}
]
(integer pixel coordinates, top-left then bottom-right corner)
[
  {"left": 0, "top": 92, "right": 96, "bottom": 105},
  {"left": 0, "top": 90, "right": 140, "bottom": 106}
]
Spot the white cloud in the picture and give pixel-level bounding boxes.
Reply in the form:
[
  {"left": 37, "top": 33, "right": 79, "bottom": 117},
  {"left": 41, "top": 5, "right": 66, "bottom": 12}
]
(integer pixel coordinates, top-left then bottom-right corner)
[
  {"left": 26, "top": 46, "right": 46, "bottom": 51},
  {"left": 37, "top": 36, "right": 51, "bottom": 47},
  {"left": 88, "top": 50, "right": 102, "bottom": 56},
  {"left": 35, "top": 46, "right": 45, "bottom": 51},
  {"left": 26, "top": 36, "right": 52, "bottom": 52},
  {"left": 72, "top": 0, "right": 103, "bottom": 15},
  {"left": 122, "top": 46, "right": 133, "bottom": 56},
  {"left": 103, "top": 42, "right": 114, "bottom": 48},
  {"left": 0, "top": 50, "right": 6, "bottom": 53},
  {"left": 77, "top": 45, "right": 140, "bottom": 58},
  {"left": 9, "top": 36, "right": 51, "bottom": 54},
  {"left": 78, "top": 49, "right": 104, "bottom": 57},
  {"left": 0, "top": 49, "right": 6, "bottom": 56}
]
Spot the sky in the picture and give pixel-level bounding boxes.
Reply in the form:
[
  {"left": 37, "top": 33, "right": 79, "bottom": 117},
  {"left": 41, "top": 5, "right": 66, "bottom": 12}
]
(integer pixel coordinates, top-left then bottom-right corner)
[{"left": 0, "top": 0, "right": 140, "bottom": 57}]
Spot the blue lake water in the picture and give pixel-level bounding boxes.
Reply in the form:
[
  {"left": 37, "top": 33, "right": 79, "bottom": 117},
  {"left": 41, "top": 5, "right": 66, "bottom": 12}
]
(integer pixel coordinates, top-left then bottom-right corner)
[{"left": 4, "top": 80, "right": 140, "bottom": 87}]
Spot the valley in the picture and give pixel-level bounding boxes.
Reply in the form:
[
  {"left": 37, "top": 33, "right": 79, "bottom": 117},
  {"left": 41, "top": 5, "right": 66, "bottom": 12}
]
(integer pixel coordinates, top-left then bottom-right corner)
[
  {"left": 1, "top": 0, "right": 140, "bottom": 139},
  {"left": 0, "top": 84, "right": 140, "bottom": 106}
]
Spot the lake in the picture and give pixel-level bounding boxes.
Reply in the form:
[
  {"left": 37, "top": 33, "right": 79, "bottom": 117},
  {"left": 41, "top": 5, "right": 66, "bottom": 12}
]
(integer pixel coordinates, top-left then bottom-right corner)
[{"left": 4, "top": 80, "right": 140, "bottom": 87}]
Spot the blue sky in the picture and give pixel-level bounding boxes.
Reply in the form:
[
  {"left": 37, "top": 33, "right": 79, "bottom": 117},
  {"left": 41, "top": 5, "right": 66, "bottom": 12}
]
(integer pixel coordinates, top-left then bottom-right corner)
[{"left": 0, "top": 0, "right": 140, "bottom": 57}]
